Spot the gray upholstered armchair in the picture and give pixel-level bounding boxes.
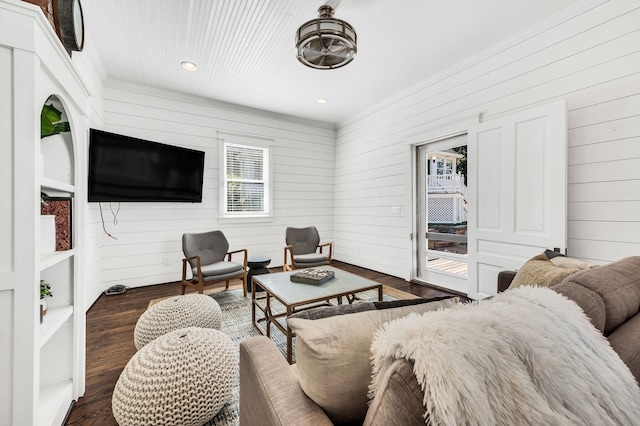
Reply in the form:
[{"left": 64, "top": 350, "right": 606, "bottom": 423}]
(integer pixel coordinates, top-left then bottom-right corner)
[
  {"left": 181, "top": 230, "right": 248, "bottom": 296},
  {"left": 283, "top": 226, "right": 332, "bottom": 271}
]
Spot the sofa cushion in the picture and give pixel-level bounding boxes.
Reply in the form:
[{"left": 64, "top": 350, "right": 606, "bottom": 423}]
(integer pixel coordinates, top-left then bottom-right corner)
[
  {"left": 363, "top": 358, "right": 425, "bottom": 426},
  {"left": 287, "top": 297, "right": 459, "bottom": 425},
  {"left": 552, "top": 256, "right": 640, "bottom": 335},
  {"left": 509, "top": 253, "right": 579, "bottom": 289},
  {"left": 550, "top": 281, "right": 607, "bottom": 332},
  {"left": 607, "top": 312, "right": 640, "bottom": 383}
]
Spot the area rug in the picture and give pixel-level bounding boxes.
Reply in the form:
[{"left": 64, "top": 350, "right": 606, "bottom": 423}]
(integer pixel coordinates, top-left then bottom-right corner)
[{"left": 146, "top": 285, "right": 413, "bottom": 426}]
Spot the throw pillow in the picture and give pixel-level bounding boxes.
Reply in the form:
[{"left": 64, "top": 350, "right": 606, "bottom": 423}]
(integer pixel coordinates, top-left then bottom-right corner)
[
  {"left": 288, "top": 296, "right": 455, "bottom": 321},
  {"left": 288, "top": 297, "right": 459, "bottom": 425},
  {"left": 509, "top": 253, "right": 579, "bottom": 289},
  {"left": 549, "top": 256, "right": 598, "bottom": 270},
  {"left": 544, "top": 249, "right": 565, "bottom": 260}
]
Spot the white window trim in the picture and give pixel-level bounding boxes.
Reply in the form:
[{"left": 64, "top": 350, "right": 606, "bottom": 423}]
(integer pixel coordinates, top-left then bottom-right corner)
[{"left": 218, "top": 132, "right": 274, "bottom": 220}]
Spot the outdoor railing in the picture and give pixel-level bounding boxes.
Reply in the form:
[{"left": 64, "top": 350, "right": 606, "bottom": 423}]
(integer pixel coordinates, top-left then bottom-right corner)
[{"left": 427, "top": 174, "right": 466, "bottom": 194}]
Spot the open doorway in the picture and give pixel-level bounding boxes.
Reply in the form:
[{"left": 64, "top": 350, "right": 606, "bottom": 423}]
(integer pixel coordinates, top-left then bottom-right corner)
[{"left": 415, "top": 134, "right": 468, "bottom": 293}]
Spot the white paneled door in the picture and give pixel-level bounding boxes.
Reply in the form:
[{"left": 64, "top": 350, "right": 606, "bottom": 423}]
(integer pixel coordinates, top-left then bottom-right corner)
[
  {"left": 466, "top": 100, "right": 568, "bottom": 299},
  {"left": 413, "top": 100, "right": 567, "bottom": 298}
]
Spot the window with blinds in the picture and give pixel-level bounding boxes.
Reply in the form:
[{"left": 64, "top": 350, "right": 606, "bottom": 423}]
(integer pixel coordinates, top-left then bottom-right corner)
[{"left": 224, "top": 142, "right": 269, "bottom": 215}]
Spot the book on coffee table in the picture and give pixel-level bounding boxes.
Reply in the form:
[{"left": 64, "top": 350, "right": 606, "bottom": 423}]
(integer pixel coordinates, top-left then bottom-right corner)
[{"left": 290, "top": 268, "right": 335, "bottom": 285}]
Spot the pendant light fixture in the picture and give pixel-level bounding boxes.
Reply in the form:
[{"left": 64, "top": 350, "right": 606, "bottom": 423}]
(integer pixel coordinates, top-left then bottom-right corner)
[{"left": 295, "top": 5, "right": 357, "bottom": 70}]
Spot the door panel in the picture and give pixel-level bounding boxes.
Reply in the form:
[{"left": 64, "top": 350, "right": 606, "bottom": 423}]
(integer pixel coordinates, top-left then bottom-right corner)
[{"left": 467, "top": 100, "right": 567, "bottom": 299}]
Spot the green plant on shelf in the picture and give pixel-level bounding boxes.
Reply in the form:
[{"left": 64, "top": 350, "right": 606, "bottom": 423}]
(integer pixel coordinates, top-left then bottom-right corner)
[
  {"left": 40, "top": 280, "right": 53, "bottom": 300},
  {"left": 41, "top": 103, "right": 70, "bottom": 138}
]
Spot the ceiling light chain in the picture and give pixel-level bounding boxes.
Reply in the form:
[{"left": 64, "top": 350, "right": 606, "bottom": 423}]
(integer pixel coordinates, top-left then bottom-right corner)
[{"left": 295, "top": 5, "right": 357, "bottom": 70}]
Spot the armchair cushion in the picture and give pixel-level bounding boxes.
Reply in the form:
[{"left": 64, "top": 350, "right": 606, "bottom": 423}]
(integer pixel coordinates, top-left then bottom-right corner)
[
  {"left": 293, "top": 253, "right": 329, "bottom": 265},
  {"left": 195, "top": 260, "right": 244, "bottom": 278},
  {"left": 286, "top": 227, "right": 321, "bottom": 255}
]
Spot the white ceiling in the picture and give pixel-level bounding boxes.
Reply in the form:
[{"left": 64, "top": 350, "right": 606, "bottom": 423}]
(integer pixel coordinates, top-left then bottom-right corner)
[{"left": 81, "top": 0, "right": 583, "bottom": 125}]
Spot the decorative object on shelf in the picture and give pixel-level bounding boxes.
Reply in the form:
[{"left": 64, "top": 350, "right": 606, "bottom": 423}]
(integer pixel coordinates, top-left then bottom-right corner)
[
  {"left": 41, "top": 103, "right": 70, "bottom": 138},
  {"left": 53, "top": 0, "right": 85, "bottom": 53},
  {"left": 40, "top": 279, "right": 53, "bottom": 316},
  {"left": 295, "top": 5, "right": 357, "bottom": 69},
  {"left": 40, "top": 195, "right": 72, "bottom": 251},
  {"left": 22, "top": 0, "right": 55, "bottom": 30},
  {"left": 290, "top": 268, "right": 335, "bottom": 285},
  {"left": 40, "top": 215, "right": 57, "bottom": 253}
]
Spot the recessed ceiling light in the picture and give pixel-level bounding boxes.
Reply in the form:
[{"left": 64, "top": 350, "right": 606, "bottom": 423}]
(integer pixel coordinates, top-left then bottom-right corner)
[
  {"left": 181, "top": 61, "right": 197, "bottom": 71},
  {"left": 317, "top": 98, "right": 327, "bottom": 104}
]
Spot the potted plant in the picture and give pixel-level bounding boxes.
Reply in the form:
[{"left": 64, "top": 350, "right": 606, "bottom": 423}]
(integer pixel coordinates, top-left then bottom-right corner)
[
  {"left": 40, "top": 103, "right": 70, "bottom": 138},
  {"left": 40, "top": 280, "right": 53, "bottom": 316}
]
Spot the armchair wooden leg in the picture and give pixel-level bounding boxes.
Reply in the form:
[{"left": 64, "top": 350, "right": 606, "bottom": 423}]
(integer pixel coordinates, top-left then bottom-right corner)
[
  {"left": 242, "top": 275, "right": 247, "bottom": 297},
  {"left": 181, "top": 281, "right": 186, "bottom": 295}
]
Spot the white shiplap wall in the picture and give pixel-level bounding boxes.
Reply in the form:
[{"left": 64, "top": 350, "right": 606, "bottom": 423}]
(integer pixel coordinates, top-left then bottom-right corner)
[
  {"left": 93, "top": 81, "right": 335, "bottom": 292},
  {"left": 334, "top": 0, "right": 640, "bottom": 280},
  {"left": 71, "top": 49, "right": 107, "bottom": 310}
]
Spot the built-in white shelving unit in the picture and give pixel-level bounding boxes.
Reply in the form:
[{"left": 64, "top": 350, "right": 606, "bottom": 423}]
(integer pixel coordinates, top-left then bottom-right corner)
[
  {"left": 0, "top": 1, "right": 89, "bottom": 424},
  {"left": 41, "top": 178, "right": 75, "bottom": 194}
]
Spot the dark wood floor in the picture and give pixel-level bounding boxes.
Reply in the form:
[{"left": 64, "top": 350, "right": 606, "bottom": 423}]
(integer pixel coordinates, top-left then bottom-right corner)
[{"left": 65, "top": 261, "right": 457, "bottom": 425}]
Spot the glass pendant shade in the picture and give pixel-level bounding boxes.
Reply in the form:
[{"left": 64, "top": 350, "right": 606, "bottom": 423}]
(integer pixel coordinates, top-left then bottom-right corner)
[{"left": 295, "top": 6, "right": 357, "bottom": 70}]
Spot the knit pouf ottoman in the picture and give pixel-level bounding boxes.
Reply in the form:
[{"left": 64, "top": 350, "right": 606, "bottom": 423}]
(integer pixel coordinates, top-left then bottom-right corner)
[
  {"left": 134, "top": 294, "right": 222, "bottom": 349},
  {"left": 112, "top": 327, "right": 237, "bottom": 426}
]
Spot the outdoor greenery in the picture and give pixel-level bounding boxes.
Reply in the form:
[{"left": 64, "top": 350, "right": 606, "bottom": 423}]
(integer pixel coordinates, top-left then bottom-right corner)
[{"left": 452, "top": 145, "right": 467, "bottom": 185}]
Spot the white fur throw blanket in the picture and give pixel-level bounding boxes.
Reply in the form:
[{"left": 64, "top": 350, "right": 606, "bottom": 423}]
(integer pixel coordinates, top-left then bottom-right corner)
[{"left": 369, "top": 286, "right": 640, "bottom": 425}]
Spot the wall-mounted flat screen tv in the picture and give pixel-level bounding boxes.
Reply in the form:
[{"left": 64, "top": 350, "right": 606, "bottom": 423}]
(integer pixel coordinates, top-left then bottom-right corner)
[{"left": 88, "top": 129, "right": 205, "bottom": 202}]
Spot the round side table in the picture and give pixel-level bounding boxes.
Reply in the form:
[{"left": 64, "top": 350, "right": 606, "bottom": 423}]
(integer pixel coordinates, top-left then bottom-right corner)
[{"left": 247, "top": 256, "right": 271, "bottom": 292}]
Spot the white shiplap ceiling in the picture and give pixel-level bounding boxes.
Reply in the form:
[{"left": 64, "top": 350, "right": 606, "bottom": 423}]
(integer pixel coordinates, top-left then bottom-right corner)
[{"left": 81, "top": 0, "right": 584, "bottom": 125}]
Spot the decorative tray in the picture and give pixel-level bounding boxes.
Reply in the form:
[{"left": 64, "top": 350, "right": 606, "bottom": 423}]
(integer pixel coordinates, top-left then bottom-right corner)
[{"left": 290, "top": 268, "right": 335, "bottom": 285}]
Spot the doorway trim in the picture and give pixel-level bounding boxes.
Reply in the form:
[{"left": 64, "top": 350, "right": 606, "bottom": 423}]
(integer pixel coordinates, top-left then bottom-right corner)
[{"left": 406, "top": 116, "right": 479, "bottom": 283}]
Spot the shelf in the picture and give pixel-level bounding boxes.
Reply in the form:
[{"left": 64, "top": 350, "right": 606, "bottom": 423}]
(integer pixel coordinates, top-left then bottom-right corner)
[
  {"left": 39, "top": 380, "right": 73, "bottom": 426},
  {"left": 40, "top": 249, "right": 74, "bottom": 271},
  {"left": 39, "top": 305, "right": 73, "bottom": 348},
  {"left": 41, "top": 177, "right": 74, "bottom": 194}
]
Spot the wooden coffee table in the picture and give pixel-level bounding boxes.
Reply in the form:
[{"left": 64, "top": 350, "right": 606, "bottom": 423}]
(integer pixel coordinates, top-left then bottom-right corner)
[{"left": 251, "top": 266, "right": 383, "bottom": 363}]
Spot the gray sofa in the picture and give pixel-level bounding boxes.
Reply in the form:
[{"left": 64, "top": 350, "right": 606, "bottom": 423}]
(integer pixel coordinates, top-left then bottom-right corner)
[
  {"left": 239, "top": 256, "right": 640, "bottom": 425},
  {"left": 501, "top": 255, "right": 640, "bottom": 384}
]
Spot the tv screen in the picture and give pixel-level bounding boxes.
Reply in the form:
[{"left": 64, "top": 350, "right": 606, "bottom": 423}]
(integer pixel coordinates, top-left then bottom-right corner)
[{"left": 88, "top": 129, "right": 205, "bottom": 202}]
